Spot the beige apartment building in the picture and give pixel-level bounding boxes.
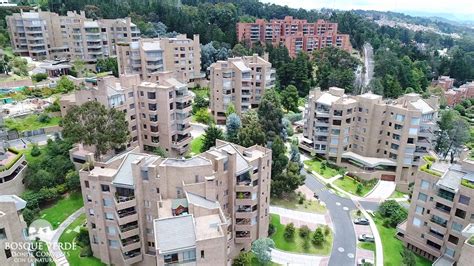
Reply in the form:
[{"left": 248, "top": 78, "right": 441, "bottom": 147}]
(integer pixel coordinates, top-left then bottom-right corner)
[
  {"left": 61, "top": 72, "right": 192, "bottom": 158},
  {"left": 6, "top": 10, "right": 140, "bottom": 61},
  {"left": 0, "top": 195, "right": 29, "bottom": 266},
  {"left": 397, "top": 155, "right": 474, "bottom": 265},
  {"left": 116, "top": 35, "right": 202, "bottom": 84},
  {"left": 0, "top": 144, "right": 28, "bottom": 196},
  {"left": 300, "top": 88, "right": 439, "bottom": 190},
  {"left": 209, "top": 54, "right": 276, "bottom": 124},
  {"left": 78, "top": 140, "right": 271, "bottom": 265}
]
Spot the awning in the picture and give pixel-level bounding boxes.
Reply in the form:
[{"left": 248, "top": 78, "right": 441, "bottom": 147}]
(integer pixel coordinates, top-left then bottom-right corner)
[{"left": 341, "top": 151, "right": 396, "bottom": 168}]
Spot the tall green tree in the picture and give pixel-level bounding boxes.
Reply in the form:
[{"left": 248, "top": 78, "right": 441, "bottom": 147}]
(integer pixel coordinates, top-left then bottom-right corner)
[
  {"left": 280, "top": 85, "right": 299, "bottom": 113},
  {"left": 62, "top": 101, "right": 129, "bottom": 159},
  {"left": 200, "top": 125, "right": 224, "bottom": 152},
  {"left": 251, "top": 238, "right": 275, "bottom": 265},
  {"left": 401, "top": 247, "right": 416, "bottom": 266},
  {"left": 258, "top": 90, "right": 283, "bottom": 140},
  {"left": 96, "top": 57, "right": 119, "bottom": 77},
  {"left": 226, "top": 113, "right": 241, "bottom": 144},
  {"left": 237, "top": 110, "right": 266, "bottom": 147},
  {"left": 436, "top": 110, "right": 470, "bottom": 162}
]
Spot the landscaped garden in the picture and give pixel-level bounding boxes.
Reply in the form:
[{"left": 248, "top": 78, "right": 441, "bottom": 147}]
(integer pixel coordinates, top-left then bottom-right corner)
[
  {"left": 303, "top": 158, "right": 341, "bottom": 178},
  {"left": 333, "top": 175, "right": 378, "bottom": 197},
  {"left": 59, "top": 214, "right": 104, "bottom": 266},
  {"left": 189, "top": 135, "right": 204, "bottom": 155},
  {"left": 269, "top": 214, "right": 332, "bottom": 255},
  {"left": 39, "top": 192, "right": 84, "bottom": 229},
  {"left": 389, "top": 190, "right": 408, "bottom": 199},
  {"left": 4, "top": 114, "right": 62, "bottom": 132},
  {"left": 271, "top": 192, "right": 326, "bottom": 214}
]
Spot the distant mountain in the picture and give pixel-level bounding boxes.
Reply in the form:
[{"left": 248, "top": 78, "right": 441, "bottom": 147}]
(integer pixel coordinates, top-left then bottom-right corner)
[{"left": 398, "top": 10, "right": 474, "bottom": 25}]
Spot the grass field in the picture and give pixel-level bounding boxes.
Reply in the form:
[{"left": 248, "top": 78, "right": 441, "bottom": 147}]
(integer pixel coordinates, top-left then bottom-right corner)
[
  {"left": 270, "top": 193, "right": 326, "bottom": 214},
  {"left": 303, "top": 159, "right": 339, "bottom": 178},
  {"left": 270, "top": 214, "right": 332, "bottom": 255},
  {"left": 373, "top": 214, "right": 432, "bottom": 266},
  {"left": 358, "top": 242, "right": 376, "bottom": 252},
  {"left": 389, "top": 190, "right": 408, "bottom": 199},
  {"left": 333, "top": 175, "right": 377, "bottom": 197},
  {"left": 59, "top": 214, "right": 104, "bottom": 266},
  {"left": 189, "top": 135, "right": 204, "bottom": 155},
  {"left": 5, "top": 114, "right": 61, "bottom": 132},
  {"left": 39, "top": 192, "right": 84, "bottom": 229}
]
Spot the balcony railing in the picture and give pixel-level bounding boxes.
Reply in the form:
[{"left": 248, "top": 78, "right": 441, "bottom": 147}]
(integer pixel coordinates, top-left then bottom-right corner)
[
  {"left": 430, "top": 217, "right": 447, "bottom": 228},
  {"left": 121, "top": 236, "right": 140, "bottom": 247},
  {"left": 118, "top": 210, "right": 137, "bottom": 218},
  {"left": 115, "top": 194, "right": 135, "bottom": 203},
  {"left": 120, "top": 223, "right": 139, "bottom": 233}
]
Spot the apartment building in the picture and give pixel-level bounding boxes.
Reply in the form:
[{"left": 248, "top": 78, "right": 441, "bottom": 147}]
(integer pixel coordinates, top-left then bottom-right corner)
[
  {"left": 61, "top": 72, "right": 192, "bottom": 158},
  {"left": 0, "top": 144, "right": 27, "bottom": 196},
  {"left": 397, "top": 156, "right": 474, "bottom": 265},
  {"left": 6, "top": 10, "right": 140, "bottom": 61},
  {"left": 116, "top": 35, "right": 202, "bottom": 84},
  {"left": 237, "top": 16, "right": 351, "bottom": 57},
  {"left": 0, "top": 195, "right": 29, "bottom": 266},
  {"left": 432, "top": 76, "right": 455, "bottom": 91},
  {"left": 209, "top": 54, "right": 276, "bottom": 124},
  {"left": 79, "top": 140, "right": 271, "bottom": 265},
  {"left": 300, "top": 88, "right": 439, "bottom": 190},
  {"left": 444, "top": 82, "right": 474, "bottom": 107}
]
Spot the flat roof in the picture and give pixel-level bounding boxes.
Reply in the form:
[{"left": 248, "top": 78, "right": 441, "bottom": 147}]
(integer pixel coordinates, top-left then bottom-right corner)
[
  {"left": 232, "top": 60, "right": 251, "bottom": 72},
  {"left": 216, "top": 143, "right": 252, "bottom": 175},
  {"left": 410, "top": 99, "right": 434, "bottom": 114},
  {"left": 342, "top": 151, "right": 396, "bottom": 168},
  {"left": 0, "top": 195, "right": 26, "bottom": 211},
  {"left": 437, "top": 168, "right": 463, "bottom": 192},
  {"left": 154, "top": 215, "right": 196, "bottom": 254},
  {"left": 316, "top": 92, "right": 340, "bottom": 106},
  {"left": 112, "top": 153, "right": 145, "bottom": 188},
  {"left": 142, "top": 41, "right": 162, "bottom": 51},
  {"left": 195, "top": 214, "right": 224, "bottom": 240},
  {"left": 161, "top": 156, "right": 212, "bottom": 167},
  {"left": 186, "top": 192, "right": 219, "bottom": 210}
]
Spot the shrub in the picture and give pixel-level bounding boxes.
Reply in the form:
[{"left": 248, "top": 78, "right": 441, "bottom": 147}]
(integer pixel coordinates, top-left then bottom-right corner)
[
  {"left": 379, "top": 200, "right": 408, "bottom": 228},
  {"left": 30, "top": 145, "right": 41, "bottom": 157},
  {"left": 356, "top": 183, "right": 364, "bottom": 195},
  {"left": 283, "top": 223, "right": 295, "bottom": 241},
  {"left": 312, "top": 227, "right": 325, "bottom": 246},
  {"left": 302, "top": 239, "right": 310, "bottom": 250},
  {"left": 32, "top": 73, "right": 48, "bottom": 83},
  {"left": 55, "top": 184, "right": 68, "bottom": 194},
  {"left": 298, "top": 196, "right": 304, "bottom": 204},
  {"left": 37, "top": 113, "right": 51, "bottom": 123},
  {"left": 79, "top": 245, "right": 93, "bottom": 257},
  {"left": 77, "top": 227, "right": 90, "bottom": 247},
  {"left": 268, "top": 223, "right": 275, "bottom": 236},
  {"left": 232, "top": 251, "right": 252, "bottom": 266},
  {"left": 323, "top": 225, "right": 330, "bottom": 236},
  {"left": 299, "top": 225, "right": 311, "bottom": 239}
]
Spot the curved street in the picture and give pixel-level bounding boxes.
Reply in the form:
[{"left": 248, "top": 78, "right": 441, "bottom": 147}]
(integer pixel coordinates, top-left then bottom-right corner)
[{"left": 303, "top": 169, "right": 358, "bottom": 266}]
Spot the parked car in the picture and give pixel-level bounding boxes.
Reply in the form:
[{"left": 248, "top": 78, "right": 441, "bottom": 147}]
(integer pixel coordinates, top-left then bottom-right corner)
[
  {"left": 358, "top": 234, "right": 375, "bottom": 242},
  {"left": 357, "top": 258, "right": 374, "bottom": 266},
  {"left": 353, "top": 217, "right": 369, "bottom": 225}
]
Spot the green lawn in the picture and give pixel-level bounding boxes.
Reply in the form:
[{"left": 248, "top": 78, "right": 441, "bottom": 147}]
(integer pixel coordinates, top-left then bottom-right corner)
[
  {"left": 5, "top": 114, "right": 61, "bottom": 132},
  {"left": 303, "top": 159, "right": 339, "bottom": 178},
  {"left": 373, "top": 214, "right": 432, "bottom": 266},
  {"left": 36, "top": 240, "right": 56, "bottom": 266},
  {"left": 333, "top": 175, "right": 377, "bottom": 197},
  {"left": 59, "top": 214, "right": 104, "bottom": 266},
  {"left": 271, "top": 193, "right": 326, "bottom": 214},
  {"left": 39, "top": 192, "right": 84, "bottom": 229},
  {"left": 270, "top": 214, "right": 332, "bottom": 255},
  {"left": 389, "top": 190, "right": 408, "bottom": 199},
  {"left": 189, "top": 135, "right": 204, "bottom": 155},
  {"left": 358, "top": 242, "right": 376, "bottom": 252},
  {"left": 0, "top": 73, "right": 29, "bottom": 82}
]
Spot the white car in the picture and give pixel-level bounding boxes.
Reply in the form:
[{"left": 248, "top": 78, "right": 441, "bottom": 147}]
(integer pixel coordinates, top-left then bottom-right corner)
[{"left": 357, "top": 258, "right": 374, "bottom": 266}]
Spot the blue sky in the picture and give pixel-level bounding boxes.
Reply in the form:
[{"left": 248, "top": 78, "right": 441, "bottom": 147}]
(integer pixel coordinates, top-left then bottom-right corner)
[{"left": 261, "top": 0, "right": 474, "bottom": 18}]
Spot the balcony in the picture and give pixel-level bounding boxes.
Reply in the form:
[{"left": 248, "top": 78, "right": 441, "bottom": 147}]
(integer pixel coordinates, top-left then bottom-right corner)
[
  {"left": 121, "top": 235, "right": 141, "bottom": 252},
  {"left": 171, "top": 134, "right": 192, "bottom": 148},
  {"left": 119, "top": 222, "right": 140, "bottom": 239},
  {"left": 123, "top": 249, "right": 142, "bottom": 264},
  {"left": 117, "top": 208, "right": 138, "bottom": 225},
  {"left": 235, "top": 231, "right": 252, "bottom": 243},
  {"left": 176, "top": 124, "right": 191, "bottom": 134},
  {"left": 430, "top": 216, "right": 447, "bottom": 228}
]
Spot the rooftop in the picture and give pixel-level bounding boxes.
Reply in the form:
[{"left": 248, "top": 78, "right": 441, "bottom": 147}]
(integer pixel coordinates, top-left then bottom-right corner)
[
  {"left": 342, "top": 151, "right": 396, "bottom": 168},
  {"left": 160, "top": 156, "right": 212, "bottom": 167},
  {"left": 195, "top": 214, "right": 225, "bottom": 240},
  {"left": 112, "top": 153, "right": 147, "bottom": 188},
  {"left": 214, "top": 143, "right": 252, "bottom": 175},
  {"left": 154, "top": 215, "right": 196, "bottom": 254},
  {"left": 0, "top": 195, "right": 26, "bottom": 211},
  {"left": 186, "top": 192, "right": 220, "bottom": 210}
]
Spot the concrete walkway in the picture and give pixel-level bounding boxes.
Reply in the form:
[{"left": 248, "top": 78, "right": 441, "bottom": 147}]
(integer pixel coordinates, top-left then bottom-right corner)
[
  {"left": 365, "top": 180, "right": 396, "bottom": 201},
  {"left": 357, "top": 204, "right": 383, "bottom": 266},
  {"left": 46, "top": 207, "right": 84, "bottom": 266},
  {"left": 270, "top": 206, "right": 327, "bottom": 226},
  {"left": 270, "top": 248, "right": 328, "bottom": 266}
]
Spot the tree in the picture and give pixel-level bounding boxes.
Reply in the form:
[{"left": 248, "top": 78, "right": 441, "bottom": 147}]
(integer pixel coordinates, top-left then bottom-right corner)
[
  {"left": 65, "top": 170, "right": 81, "bottom": 191},
  {"left": 226, "top": 113, "right": 241, "bottom": 144},
  {"left": 9, "top": 56, "right": 28, "bottom": 76},
  {"left": 280, "top": 85, "right": 299, "bottom": 113},
  {"left": 356, "top": 183, "right": 363, "bottom": 195},
  {"left": 299, "top": 225, "right": 311, "bottom": 239},
  {"left": 251, "top": 238, "right": 275, "bottom": 264},
  {"left": 312, "top": 227, "right": 325, "bottom": 246},
  {"left": 401, "top": 247, "right": 416, "bottom": 266},
  {"left": 232, "top": 43, "right": 250, "bottom": 57},
  {"left": 232, "top": 251, "right": 252, "bottom": 266},
  {"left": 153, "top": 146, "right": 168, "bottom": 157},
  {"left": 258, "top": 90, "right": 283, "bottom": 140},
  {"left": 200, "top": 125, "right": 224, "bottom": 152},
  {"left": 62, "top": 101, "right": 129, "bottom": 159},
  {"left": 225, "top": 103, "right": 236, "bottom": 116},
  {"left": 71, "top": 60, "right": 87, "bottom": 77},
  {"left": 56, "top": 76, "right": 76, "bottom": 93},
  {"left": 192, "top": 93, "right": 209, "bottom": 114},
  {"left": 283, "top": 223, "right": 295, "bottom": 241},
  {"left": 237, "top": 111, "right": 266, "bottom": 147},
  {"left": 435, "top": 110, "right": 470, "bottom": 162},
  {"left": 32, "top": 73, "right": 48, "bottom": 83},
  {"left": 194, "top": 108, "right": 213, "bottom": 125},
  {"left": 30, "top": 144, "right": 41, "bottom": 157},
  {"left": 201, "top": 41, "right": 231, "bottom": 71},
  {"left": 379, "top": 200, "right": 407, "bottom": 227},
  {"left": 96, "top": 57, "right": 118, "bottom": 77}
]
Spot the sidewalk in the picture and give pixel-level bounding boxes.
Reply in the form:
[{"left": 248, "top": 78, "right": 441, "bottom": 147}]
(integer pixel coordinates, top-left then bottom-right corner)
[
  {"left": 358, "top": 205, "right": 383, "bottom": 266},
  {"left": 270, "top": 248, "right": 328, "bottom": 266},
  {"left": 46, "top": 207, "right": 84, "bottom": 266},
  {"left": 270, "top": 206, "right": 328, "bottom": 230}
]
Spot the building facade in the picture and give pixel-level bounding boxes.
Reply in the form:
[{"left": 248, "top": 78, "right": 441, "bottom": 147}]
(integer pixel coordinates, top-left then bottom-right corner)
[
  {"left": 237, "top": 16, "right": 351, "bottom": 57},
  {"left": 79, "top": 140, "right": 271, "bottom": 265},
  {"left": 300, "top": 88, "right": 439, "bottom": 190},
  {"left": 61, "top": 72, "right": 192, "bottom": 158},
  {"left": 209, "top": 54, "right": 276, "bottom": 124},
  {"left": 0, "top": 195, "right": 29, "bottom": 266},
  {"left": 6, "top": 10, "right": 140, "bottom": 61},
  {"left": 0, "top": 145, "right": 27, "bottom": 196},
  {"left": 397, "top": 156, "right": 474, "bottom": 265},
  {"left": 116, "top": 35, "right": 202, "bottom": 84},
  {"left": 444, "top": 82, "right": 474, "bottom": 107}
]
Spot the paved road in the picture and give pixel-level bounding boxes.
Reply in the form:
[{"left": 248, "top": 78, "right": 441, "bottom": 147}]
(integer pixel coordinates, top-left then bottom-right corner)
[
  {"left": 365, "top": 180, "right": 396, "bottom": 200},
  {"left": 303, "top": 169, "right": 357, "bottom": 266},
  {"left": 362, "top": 43, "right": 374, "bottom": 90}
]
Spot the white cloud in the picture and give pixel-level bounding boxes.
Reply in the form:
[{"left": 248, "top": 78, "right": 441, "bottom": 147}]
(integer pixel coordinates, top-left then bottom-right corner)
[{"left": 260, "top": 0, "right": 474, "bottom": 16}]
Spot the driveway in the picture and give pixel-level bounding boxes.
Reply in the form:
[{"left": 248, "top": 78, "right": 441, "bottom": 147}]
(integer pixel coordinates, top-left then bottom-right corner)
[
  {"left": 303, "top": 169, "right": 357, "bottom": 266},
  {"left": 365, "top": 180, "right": 396, "bottom": 201}
]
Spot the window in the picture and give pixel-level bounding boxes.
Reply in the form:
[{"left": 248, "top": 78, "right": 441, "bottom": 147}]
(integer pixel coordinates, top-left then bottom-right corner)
[
  {"left": 201, "top": 250, "right": 205, "bottom": 258},
  {"left": 395, "top": 114, "right": 405, "bottom": 122},
  {"left": 455, "top": 208, "right": 466, "bottom": 219},
  {"left": 105, "top": 212, "right": 114, "bottom": 220},
  {"left": 451, "top": 222, "right": 463, "bottom": 232},
  {"left": 106, "top": 226, "right": 116, "bottom": 236},
  {"left": 445, "top": 247, "right": 455, "bottom": 258},
  {"left": 331, "top": 129, "right": 340, "bottom": 135},
  {"left": 4, "top": 248, "right": 11, "bottom": 259},
  {"left": 420, "top": 180, "right": 430, "bottom": 190},
  {"left": 183, "top": 249, "right": 196, "bottom": 261},
  {"left": 89, "top": 208, "right": 95, "bottom": 216},
  {"left": 394, "top": 124, "right": 403, "bottom": 130},
  {"left": 459, "top": 195, "right": 470, "bottom": 205},
  {"left": 103, "top": 198, "right": 112, "bottom": 207},
  {"left": 412, "top": 217, "right": 422, "bottom": 227},
  {"left": 84, "top": 180, "right": 89, "bottom": 188},
  {"left": 101, "top": 184, "right": 110, "bottom": 192},
  {"left": 108, "top": 240, "right": 119, "bottom": 248},
  {"left": 409, "top": 128, "right": 418, "bottom": 135},
  {"left": 448, "top": 235, "right": 459, "bottom": 245},
  {"left": 417, "top": 192, "right": 428, "bottom": 202},
  {"left": 411, "top": 117, "right": 420, "bottom": 125},
  {"left": 415, "top": 206, "right": 424, "bottom": 215},
  {"left": 0, "top": 228, "right": 6, "bottom": 240}
]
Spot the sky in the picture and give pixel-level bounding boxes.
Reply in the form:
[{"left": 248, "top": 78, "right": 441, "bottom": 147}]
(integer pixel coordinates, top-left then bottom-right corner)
[{"left": 260, "top": 0, "right": 474, "bottom": 19}]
